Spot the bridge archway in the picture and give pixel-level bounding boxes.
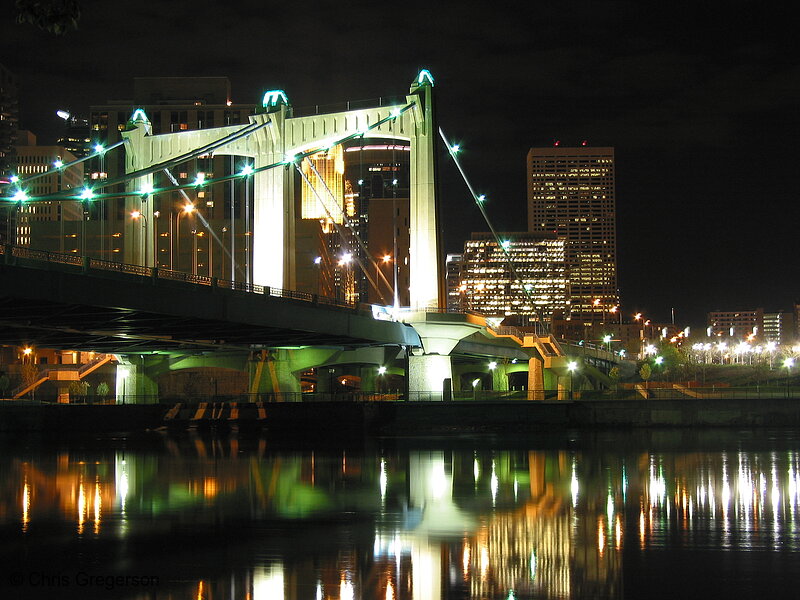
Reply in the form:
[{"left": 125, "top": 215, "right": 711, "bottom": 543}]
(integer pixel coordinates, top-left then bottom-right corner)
[{"left": 122, "top": 71, "right": 442, "bottom": 309}]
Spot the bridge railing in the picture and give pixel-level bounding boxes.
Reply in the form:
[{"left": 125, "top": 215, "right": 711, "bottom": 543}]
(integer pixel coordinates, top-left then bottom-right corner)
[{"left": 2, "top": 243, "right": 361, "bottom": 312}]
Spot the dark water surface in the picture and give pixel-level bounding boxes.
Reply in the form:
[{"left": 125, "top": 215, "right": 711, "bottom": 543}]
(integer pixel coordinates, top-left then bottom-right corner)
[{"left": 2, "top": 428, "right": 800, "bottom": 599}]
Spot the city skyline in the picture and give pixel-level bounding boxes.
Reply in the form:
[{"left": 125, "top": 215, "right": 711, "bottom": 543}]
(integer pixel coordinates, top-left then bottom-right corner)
[{"left": 2, "top": 1, "right": 798, "bottom": 328}]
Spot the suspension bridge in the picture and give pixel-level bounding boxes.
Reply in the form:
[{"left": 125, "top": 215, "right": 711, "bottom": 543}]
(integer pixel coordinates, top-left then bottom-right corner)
[{"left": 1, "top": 70, "right": 621, "bottom": 403}]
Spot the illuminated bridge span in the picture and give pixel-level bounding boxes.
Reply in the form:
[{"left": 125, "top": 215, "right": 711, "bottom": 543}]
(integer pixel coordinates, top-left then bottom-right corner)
[
  {"left": 0, "top": 244, "right": 421, "bottom": 351},
  {"left": 1, "top": 71, "right": 615, "bottom": 402}
]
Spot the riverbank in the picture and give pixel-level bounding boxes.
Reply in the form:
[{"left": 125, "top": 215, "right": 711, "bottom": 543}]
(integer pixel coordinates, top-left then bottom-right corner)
[{"left": 2, "top": 396, "right": 799, "bottom": 434}]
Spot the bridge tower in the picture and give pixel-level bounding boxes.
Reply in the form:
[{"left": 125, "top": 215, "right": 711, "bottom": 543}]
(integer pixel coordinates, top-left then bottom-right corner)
[{"left": 122, "top": 71, "right": 442, "bottom": 309}]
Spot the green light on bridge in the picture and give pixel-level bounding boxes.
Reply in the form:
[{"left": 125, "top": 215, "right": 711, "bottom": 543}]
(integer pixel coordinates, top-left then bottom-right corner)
[
  {"left": 416, "top": 69, "right": 434, "bottom": 86},
  {"left": 262, "top": 90, "right": 289, "bottom": 109}
]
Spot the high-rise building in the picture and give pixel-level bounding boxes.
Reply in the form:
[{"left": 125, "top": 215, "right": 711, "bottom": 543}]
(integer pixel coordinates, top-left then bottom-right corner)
[
  {"left": 13, "top": 131, "right": 83, "bottom": 249},
  {"left": 444, "top": 253, "right": 463, "bottom": 312},
  {"left": 0, "top": 62, "right": 18, "bottom": 179},
  {"left": 458, "top": 232, "right": 567, "bottom": 323},
  {"left": 527, "top": 145, "right": 618, "bottom": 323},
  {"left": 0, "top": 62, "right": 19, "bottom": 244},
  {"left": 295, "top": 139, "right": 412, "bottom": 306}
]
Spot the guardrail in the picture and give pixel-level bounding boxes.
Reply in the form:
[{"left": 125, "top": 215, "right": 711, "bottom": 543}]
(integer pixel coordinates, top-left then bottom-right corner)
[{"left": 1, "top": 244, "right": 361, "bottom": 311}]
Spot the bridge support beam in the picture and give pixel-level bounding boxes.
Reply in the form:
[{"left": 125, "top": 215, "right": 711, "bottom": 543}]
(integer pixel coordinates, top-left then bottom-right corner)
[
  {"left": 115, "top": 357, "right": 159, "bottom": 404},
  {"left": 248, "top": 350, "right": 302, "bottom": 399},
  {"left": 491, "top": 364, "right": 510, "bottom": 391},
  {"left": 528, "top": 357, "right": 545, "bottom": 401},
  {"left": 408, "top": 354, "right": 452, "bottom": 401}
]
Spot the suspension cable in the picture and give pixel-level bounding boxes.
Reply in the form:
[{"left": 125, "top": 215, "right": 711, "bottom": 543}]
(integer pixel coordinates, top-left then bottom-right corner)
[{"left": 439, "top": 127, "right": 548, "bottom": 335}]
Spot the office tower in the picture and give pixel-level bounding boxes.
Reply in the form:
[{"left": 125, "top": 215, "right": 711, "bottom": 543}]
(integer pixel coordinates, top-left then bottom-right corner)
[
  {"left": 0, "top": 63, "right": 18, "bottom": 243},
  {"left": 88, "top": 77, "right": 256, "bottom": 276},
  {"left": 458, "top": 232, "right": 567, "bottom": 323},
  {"left": 444, "top": 253, "right": 463, "bottom": 312},
  {"left": 296, "top": 139, "right": 411, "bottom": 305},
  {"left": 527, "top": 145, "right": 618, "bottom": 323},
  {"left": 14, "top": 131, "right": 83, "bottom": 249}
]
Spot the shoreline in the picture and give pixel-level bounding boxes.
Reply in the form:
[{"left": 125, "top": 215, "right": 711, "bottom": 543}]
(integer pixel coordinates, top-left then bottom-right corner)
[{"left": 2, "top": 397, "right": 799, "bottom": 434}]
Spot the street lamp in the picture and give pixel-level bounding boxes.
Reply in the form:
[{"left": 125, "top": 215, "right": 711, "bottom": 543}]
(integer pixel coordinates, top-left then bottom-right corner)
[
  {"left": 130, "top": 210, "right": 147, "bottom": 265},
  {"left": 603, "top": 334, "right": 612, "bottom": 354},
  {"left": 174, "top": 202, "right": 195, "bottom": 271},
  {"left": 567, "top": 360, "right": 578, "bottom": 400},
  {"left": 785, "top": 357, "right": 795, "bottom": 397}
]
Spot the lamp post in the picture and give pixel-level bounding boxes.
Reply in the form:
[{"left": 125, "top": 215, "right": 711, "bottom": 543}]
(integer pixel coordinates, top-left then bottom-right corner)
[
  {"left": 191, "top": 229, "right": 198, "bottom": 276},
  {"left": 785, "top": 357, "right": 795, "bottom": 398},
  {"left": 153, "top": 211, "right": 160, "bottom": 268},
  {"left": 567, "top": 360, "right": 578, "bottom": 400},
  {"left": 130, "top": 210, "right": 147, "bottom": 265},
  {"left": 175, "top": 202, "right": 195, "bottom": 272}
]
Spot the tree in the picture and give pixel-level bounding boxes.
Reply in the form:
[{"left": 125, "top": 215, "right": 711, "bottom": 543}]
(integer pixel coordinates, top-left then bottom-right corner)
[
  {"left": 68, "top": 380, "right": 90, "bottom": 402},
  {"left": 639, "top": 363, "right": 652, "bottom": 388},
  {"left": 15, "top": 0, "right": 80, "bottom": 35},
  {"left": 96, "top": 381, "right": 110, "bottom": 402},
  {"left": 609, "top": 366, "right": 621, "bottom": 395}
]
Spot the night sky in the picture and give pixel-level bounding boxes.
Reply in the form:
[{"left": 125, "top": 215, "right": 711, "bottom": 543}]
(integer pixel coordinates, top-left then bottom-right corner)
[{"left": 3, "top": 0, "right": 798, "bottom": 328}]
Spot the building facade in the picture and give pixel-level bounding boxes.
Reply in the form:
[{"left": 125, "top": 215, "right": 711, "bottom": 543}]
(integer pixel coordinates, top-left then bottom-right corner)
[
  {"left": 14, "top": 132, "right": 83, "bottom": 249},
  {"left": 444, "top": 253, "right": 463, "bottom": 312},
  {"left": 763, "top": 311, "right": 795, "bottom": 345},
  {"left": 707, "top": 309, "right": 764, "bottom": 340},
  {"left": 458, "top": 232, "right": 567, "bottom": 324},
  {"left": 527, "top": 146, "right": 618, "bottom": 324}
]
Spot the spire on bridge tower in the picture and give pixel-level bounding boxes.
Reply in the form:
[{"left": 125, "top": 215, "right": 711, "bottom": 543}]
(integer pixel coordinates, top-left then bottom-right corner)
[
  {"left": 260, "top": 90, "right": 290, "bottom": 113},
  {"left": 126, "top": 108, "right": 152, "bottom": 135}
]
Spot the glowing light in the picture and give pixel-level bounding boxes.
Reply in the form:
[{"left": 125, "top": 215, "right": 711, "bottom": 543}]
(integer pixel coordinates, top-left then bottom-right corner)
[
  {"left": 262, "top": 89, "right": 289, "bottom": 107},
  {"left": 488, "top": 361, "right": 497, "bottom": 370},
  {"left": 390, "top": 107, "right": 402, "bottom": 118},
  {"left": 130, "top": 210, "right": 141, "bottom": 219},
  {"left": 416, "top": 69, "right": 435, "bottom": 86},
  {"left": 379, "top": 458, "right": 388, "bottom": 501},
  {"left": 241, "top": 164, "right": 254, "bottom": 176},
  {"left": 139, "top": 182, "right": 154, "bottom": 196},
  {"left": 182, "top": 203, "right": 195, "bottom": 214},
  {"left": 655, "top": 356, "right": 664, "bottom": 365},
  {"left": 79, "top": 188, "right": 94, "bottom": 201},
  {"left": 477, "top": 194, "right": 486, "bottom": 203},
  {"left": 501, "top": 240, "right": 511, "bottom": 249},
  {"left": 10, "top": 175, "right": 19, "bottom": 183},
  {"left": 93, "top": 143, "right": 104, "bottom": 154},
  {"left": 472, "top": 378, "right": 480, "bottom": 388},
  {"left": 53, "top": 159, "right": 64, "bottom": 169},
  {"left": 192, "top": 173, "right": 206, "bottom": 186},
  {"left": 313, "top": 256, "right": 322, "bottom": 265},
  {"left": 567, "top": 360, "right": 578, "bottom": 372},
  {"left": 13, "top": 189, "right": 28, "bottom": 202},
  {"left": 450, "top": 144, "right": 461, "bottom": 153},
  {"left": 378, "top": 366, "right": 387, "bottom": 375},
  {"left": 382, "top": 254, "right": 391, "bottom": 263},
  {"left": 283, "top": 153, "right": 297, "bottom": 164},
  {"left": 130, "top": 108, "right": 149, "bottom": 123},
  {"left": 357, "top": 179, "right": 364, "bottom": 185},
  {"left": 56, "top": 109, "right": 70, "bottom": 120}
]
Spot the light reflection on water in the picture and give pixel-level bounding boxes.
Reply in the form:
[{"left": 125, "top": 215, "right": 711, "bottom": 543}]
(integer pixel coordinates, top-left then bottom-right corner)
[{"left": 1, "top": 431, "right": 800, "bottom": 599}]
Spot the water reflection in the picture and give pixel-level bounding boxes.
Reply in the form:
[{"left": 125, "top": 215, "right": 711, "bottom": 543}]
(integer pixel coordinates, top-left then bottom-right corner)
[{"left": 2, "top": 432, "right": 800, "bottom": 598}]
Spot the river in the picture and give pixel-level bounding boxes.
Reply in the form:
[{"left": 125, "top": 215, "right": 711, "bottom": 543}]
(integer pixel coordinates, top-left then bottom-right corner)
[{"left": 2, "top": 428, "right": 799, "bottom": 599}]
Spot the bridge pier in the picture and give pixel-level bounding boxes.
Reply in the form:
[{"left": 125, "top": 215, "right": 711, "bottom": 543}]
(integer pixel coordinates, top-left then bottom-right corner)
[
  {"left": 248, "top": 350, "right": 302, "bottom": 399},
  {"left": 408, "top": 353, "right": 452, "bottom": 401},
  {"left": 528, "top": 357, "right": 545, "bottom": 401},
  {"left": 115, "top": 357, "right": 159, "bottom": 404}
]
